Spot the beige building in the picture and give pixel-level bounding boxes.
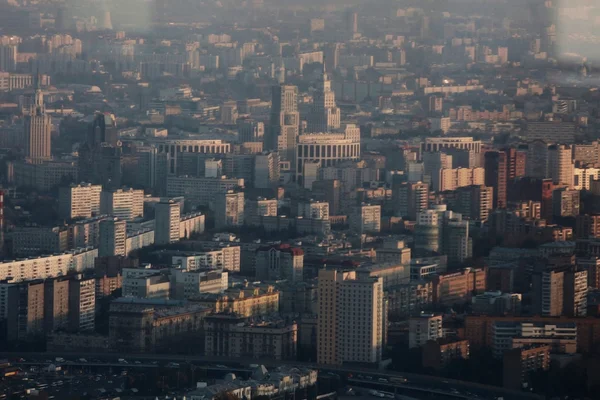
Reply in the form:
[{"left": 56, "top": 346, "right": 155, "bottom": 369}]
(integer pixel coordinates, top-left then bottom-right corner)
[
  {"left": 109, "top": 302, "right": 210, "bottom": 352},
  {"left": 12, "top": 226, "right": 69, "bottom": 257},
  {"left": 155, "top": 199, "right": 181, "bottom": 245},
  {"left": 190, "top": 284, "right": 279, "bottom": 317},
  {"left": 204, "top": 314, "right": 297, "bottom": 360},
  {"left": 317, "top": 269, "right": 384, "bottom": 365},
  {"left": 24, "top": 82, "right": 51, "bottom": 163},
  {"left": 100, "top": 188, "right": 144, "bottom": 221},
  {"left": 432, "top": 268, "right": 486, "bottom": 306},
  {"left": 98, "top": 218, "right": 127, "bottom": 257},
  {"left": 548, "top": 144, "right": 574, "bottom": 188},
  {"left": 58, "top": 183, "right": 102, "bottom": 220},
  {"left": 439, "top": 167, "right": 484, "bottom": 191}
]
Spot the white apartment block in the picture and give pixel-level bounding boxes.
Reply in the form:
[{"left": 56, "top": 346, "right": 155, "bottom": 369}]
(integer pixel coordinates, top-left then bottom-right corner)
[
  {"left": 574, "top": 167, "right": 600, "bottom": 191},
  {"left": 155, "top": 199, "right": 181, "bottom": 245},
  {"left": 298, "top": 201, "right": 329, "bottom": 220},
  {"left": 492, "top": 322, "right": 577, "bottom": 358},
  {"left": 171, "top": 269, "right": 228, "bottom": 299},
  {"left": 166, "top": 176, "right": 244, "bottom": 206},
  {"left": 126, "top": 228, "right": 155, "bottom": 254},
  {"left": 59, "top": 183, "right": 102, "bottom": 220},
  {"left": 99, "top": 218, "right": 127, "bottom": 257},
  {"left": 0, "top": 247, "right": 98, "bottom": 282},
  {"left": 215, "top": 191, "right": 244, "bottom": 229},
  {"left": 100, "top": 188, "right": 144, "bottom": 220},
  {"left": 352, "top": 204, "right": 381, "bottom": 234},
  {"left": 408, "top": 313, "right": 443, "bottom": 348},
  {"left": 172, "top": 247, "right": 241, "bottom": 272},
  {"left": 317, "top": 269, "right": 384, "bottom": 365}
]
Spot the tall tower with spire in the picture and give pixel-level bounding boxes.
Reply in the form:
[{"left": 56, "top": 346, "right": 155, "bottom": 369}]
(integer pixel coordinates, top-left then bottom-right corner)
[
  {"left": 306, "top": 63, "right": 341, "bottom": 133},
  {"left": 24, "top": 74, "right": 51, "bottom": 163}
]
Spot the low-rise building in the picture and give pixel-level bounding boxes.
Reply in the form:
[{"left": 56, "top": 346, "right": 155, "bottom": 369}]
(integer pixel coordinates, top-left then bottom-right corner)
[
  {"left": 422, "top": 339, "right": 470, "bottom": 370},
  {"left": 204, "top": 314, "right": 298, "bottom": 360}
]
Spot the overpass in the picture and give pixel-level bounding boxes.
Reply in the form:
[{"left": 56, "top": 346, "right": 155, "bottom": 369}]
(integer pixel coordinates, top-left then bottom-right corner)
[{"left": 2, "top": 351, "right": 543, "bottom": 400}]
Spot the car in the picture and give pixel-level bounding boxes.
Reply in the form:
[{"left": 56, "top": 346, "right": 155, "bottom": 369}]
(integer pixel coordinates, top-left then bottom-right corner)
[
  {"left": 357, "top": 375, "right": 364, "bottom": 379},
  {"left": 378, "top": 378, "right": 388, "bottom": 383},
  {"left": 118, "top": 359, "right": 128, "bottom": 364},
  {"left": 134, "top": 361, "right": 141, "bottom": 365},
  {"left": 78, "top": 359, "right": 87, "bottom": 363},
  {"left": 390, "top": 377, "right": 407, "bottom": 384},
  {"left": 216, "top": 364, "right": 227, "bottom": 368},
  {"left": 366, "top": 376, "right": 373, "bottom": 380},
  {"left": 151, "top": 361, "right": 158, "bottom": 365}
]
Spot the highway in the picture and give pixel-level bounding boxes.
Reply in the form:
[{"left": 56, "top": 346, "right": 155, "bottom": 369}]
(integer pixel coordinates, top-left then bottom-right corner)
[{"left": 1, "top": 352, "right": 543, "bottom": 400}]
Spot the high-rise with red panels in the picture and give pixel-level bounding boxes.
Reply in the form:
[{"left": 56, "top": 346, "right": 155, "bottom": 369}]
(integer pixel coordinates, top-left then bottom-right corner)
[
  {"left": 485, "top": 151, "right": 508, "bottom": 209},
  {"left": 504, "top": 147, "right": 526, "bottom": 202},
  {"left": 0, "top": 190, "right": 4, "bottom": 256}
]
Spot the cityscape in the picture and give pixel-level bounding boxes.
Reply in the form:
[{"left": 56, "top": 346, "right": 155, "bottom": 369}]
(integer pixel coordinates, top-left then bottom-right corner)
[{"left": 0, "top": 0, "right": 599, "bottom": 399}]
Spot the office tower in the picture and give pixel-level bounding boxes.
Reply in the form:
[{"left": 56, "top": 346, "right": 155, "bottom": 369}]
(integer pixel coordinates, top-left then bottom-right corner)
[
  {"left": 90, "top": 112, "right": 118, "bottom": 147},
  {"left": 215, "top": 190, "right": 244, "bottom": 229},
  {"left": 552, "top": 188, "right": 580, "bottom": 218},
  {"left": 99, "top": 218, "right": 127, "bottom": 257},
  {"left": 255, "top": 244, "right": 304, "bottom": 282},
  {"left": 505, "top": 148, "right": 526, "bottom": 180},
  {"left": 485, "top": 151, "right": 507, "bottom": 209},
  {"left": 268, "top": 85, "right": 299, "bottom": 165},
  {"left": 238, "top": 119, "right": 264, "bottom": 143},
  {"left": 44, "top": 278, "right": 69, "bottom": 333},
  {"left": 345, "top": 10, "right": 358, "bottom": 33},
  {"left": 155, "top": 199, "right": 181, "bottom": 245},
  {"left": 523, "top": 140, "right": 549, "bottom": 178},
  {"left": 423, "top": 152, "right": 453, "bottom": 191},
  {"left": 548, "top": 144, "right": 574, "bottom": 188},
  {"left": 532, "top": 269, "right": 564, "bottom": 317},
  {"left": 100, "top": 188, "right": 144, "bottom": 220},
  {"left": 0, "top": 44, "right": 17, "bottom": 72},
  {"left": 58, "top": 183, "right": 102, "bottom": 220},
  {"left": 24, "top": 75, "right": 51, "bottom": 163},
  {"left": 352, "top": 204, "right": 381, "bottom": 234},
  {"left": 317, "top": 269, "right": 383, "bottom": 365},
  {"left": 298, "top": 200, "right": 329, "bottom": 220},
  {"left": 409, "top": 313, "right": 443, "bottom": 348},
  {"left": 443, "top": 217, "right": 472, "bottom": 266},
  {"left": 254, "top": 152, "right": 280, "bottom": 189},
  {"left": 68, "top": 275, "right": 95, "bottom": 332},
  {"left": 306, "top": 68, "right": 340, "bottom": 133}
]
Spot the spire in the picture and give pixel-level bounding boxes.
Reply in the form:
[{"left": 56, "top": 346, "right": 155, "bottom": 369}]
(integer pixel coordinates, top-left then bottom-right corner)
[{"left": 33, "top": 68, "right": 44, "bottom": 114}]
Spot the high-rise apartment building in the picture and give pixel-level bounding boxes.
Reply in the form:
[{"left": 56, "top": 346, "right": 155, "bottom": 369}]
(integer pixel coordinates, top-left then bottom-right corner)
[
  {"left": 317, "top": 269, "right": 383, "bottom": 365},
  {"left": 268, "top": 85, "right": 299, "bottom": 165},
  {"left": 99, "top": 218, "right": 127, "bottom": 257},
  {"left": 68, "top": 275, "right": 96, "bottom": 332},
  {"left": 215, "top": 190, "right": 244, "bottom": 229},
  {"left": 100, "top": 188, "right": 144, "bottom": 220},
  {"left": 393, "top": 181, "right": 429, "bottom": 220},
  {"left": 443, "top": 218, "right": 472, "bottom": 266},
  {"left": 58, "top": 183, "right": 102, "bottom": 220},
  {"left": 254, "top": 151, "right": 280, "bottom": 189},
  {"left": 24, "top": 76, "right": 51, "bottom": 163},
  {"left": 552, "top": 188, "right": 580, "bottom": 218},
  {"left": 452, "top": 185, "right": 494, "bottom": 222},
  {"left": 352, "top": 204, "right": 381, "bottom": 234},
  {"left": 155, "top": 199, "right": 181, "bottom": 245},
  {"left": 532, "top": 270, "right": 564, "bottom": 317},
  {"left": 548, "top": 144, "right": 574, "bottom": 188},
  {"left": 0, "top": 44, "right": 17, "bottom": 72},
  {"left": 298, "top": 200, "right": 329, "bottom": 220},
  {"left": 484, "top": 151, "right": 507, "bottom": 209},
  {"left": 306, "top": 70, "right": 340, "bottom": 133},
  {"left": 312, "top": 179, "right": 341, "bottom": 216},
  {"left": 44, "top": 278, "right": 70, "bottom": 333}
]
